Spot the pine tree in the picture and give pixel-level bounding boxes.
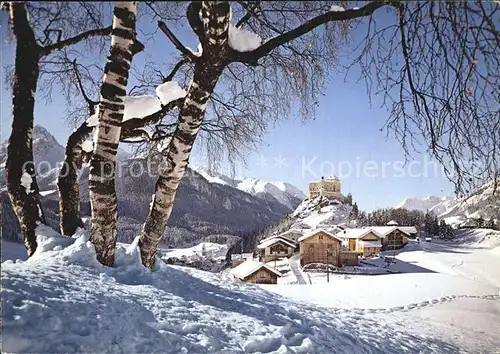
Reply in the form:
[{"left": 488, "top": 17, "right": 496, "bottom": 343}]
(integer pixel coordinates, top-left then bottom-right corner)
[{"left": 346, "top": 193, "right": 353, "bottom": 206}]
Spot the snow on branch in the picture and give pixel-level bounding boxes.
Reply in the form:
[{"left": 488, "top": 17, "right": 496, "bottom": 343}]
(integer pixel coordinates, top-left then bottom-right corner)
[
  {"left": 87, "top": 81, "right": 186, "bottom": 128},
  {"left": 156, "top": 81, "right": 187, "bottom": 105},
  {"left": 330, "top": 5, "right": 345, "bottom": 12},
  {"left": 230, "top": 1, "right": 387, "bottom": 65},
  {"left": 228, "top": 24, "right": 262, "bottom": 52}
]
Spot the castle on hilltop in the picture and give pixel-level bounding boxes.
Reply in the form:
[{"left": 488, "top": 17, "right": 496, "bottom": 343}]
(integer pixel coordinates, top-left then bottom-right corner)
[{"left": 308, "top": 176, "right": 345, "bottom": 201}]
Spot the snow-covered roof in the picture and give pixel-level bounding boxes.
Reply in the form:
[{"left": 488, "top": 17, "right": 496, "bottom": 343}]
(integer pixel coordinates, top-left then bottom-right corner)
[
  {"left": 336, "top": 228, "right": 383, "bottom": 239},
  {"left": 230, "top": 253, "right": 253, "bottom": 260},
  {"left": 298, "top": 229, "right": 343, "bottom": 243},
  {"left": 257, "top": 237, "right": 296, "bottom": 249},
  {"left": 370, "top": 226, "right": 412, "bottom": 237},
  {"left": 387, "top": 220, "right": 399, "bottom": 226},
  {"left": 399, "top": 226, "right": 417, "bottom": 234},
  {"left": 359, "top": 240, "right": 382, "bottom": 248},
  {"left": 278, "top": 229, "right": 304, "bottom": 236},
  {"left": 230, "top": 259, "right": 281, "bottom": 279},
  {"left": 260, "top": 234, "right": 297, "bottom": 244}
]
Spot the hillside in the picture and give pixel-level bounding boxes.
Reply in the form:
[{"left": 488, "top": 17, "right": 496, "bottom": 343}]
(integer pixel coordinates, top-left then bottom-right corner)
[
  {"left": 291, "top": 196, "right": 352, "bottom": 229},
  {"left": 0, "top": 126, "right": 301, "bottom": 249}
]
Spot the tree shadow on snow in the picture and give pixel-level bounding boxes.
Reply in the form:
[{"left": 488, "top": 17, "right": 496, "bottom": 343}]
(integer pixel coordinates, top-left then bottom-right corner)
[{"left": 2, "top": 260, "right": 465, "bottom": 354}]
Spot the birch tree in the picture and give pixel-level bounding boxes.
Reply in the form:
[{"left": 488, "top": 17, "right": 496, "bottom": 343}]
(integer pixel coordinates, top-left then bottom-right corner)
[
  {"left": 88, "top": 1, "right": 138, "bottom": 266},
  {"left": 138, "top": 0, "right": 499, "bottom": 269},
  {"left": 5, "top": 1, "right": 111, "bottom": 256}
]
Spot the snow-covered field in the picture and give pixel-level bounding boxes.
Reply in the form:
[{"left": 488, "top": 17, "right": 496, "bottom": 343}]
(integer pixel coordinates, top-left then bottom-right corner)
[
  {"left": 2, "top": 227, "right": 500, "bottom": 353},
  {"left": 160, "top": 242, "right": 229, "bottom": 261}
]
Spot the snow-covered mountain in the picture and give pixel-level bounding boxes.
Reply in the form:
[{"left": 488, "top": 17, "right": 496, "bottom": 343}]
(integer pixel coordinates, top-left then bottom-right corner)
[
  {"left": 1, "top": 126, "right": 295, "bottom": 249},
  {"left": 0, "top": 125, "right": 130, "bottom": 179},
  {"left": 396, "top": 196, "right": 456, "bottom": 214},
  {"left": 193, "top": 166, "right": 306, "bottom": 211},
  {"left": 396, "top": 180, "right": 500, "bottom": 227}
]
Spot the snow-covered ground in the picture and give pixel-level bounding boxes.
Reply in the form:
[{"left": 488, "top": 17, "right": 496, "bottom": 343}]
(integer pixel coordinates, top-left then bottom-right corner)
[
  {"left": 264, "top": 257, "right": 296, "bottom": 285},
  {"left": 160, "top": 242, "right": 229, "bottom": 261},
  {"left": 266, "top": 237, "right": 500, "bottom": 352},
  {"left": 2, "top": 227, "right": 500, "bottom": 353}
]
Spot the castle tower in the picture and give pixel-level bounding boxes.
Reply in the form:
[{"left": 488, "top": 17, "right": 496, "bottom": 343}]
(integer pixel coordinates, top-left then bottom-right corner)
[{"left": 308, "top": 176, "right": 343, "bottom": 200}]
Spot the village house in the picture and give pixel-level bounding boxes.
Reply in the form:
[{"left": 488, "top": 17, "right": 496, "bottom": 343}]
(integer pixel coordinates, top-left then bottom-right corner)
[
  {"left": 230, "top": 252, "right": 254, "bottom": 267},
  {"left": 308, "top": 176, "right": 345, "bottom": 201},
  {"left": 257, "top": 237, "right": 296, "bottom": 262},
  {"left": 298, "top": 229, "right": 358, "bottom": 267},
  {"left": 370, "top": 226, "right": 411, "bottom": 250},
  {"left": 338, "top": 228, "right": 383, "bottom": 258},
  {"left": 230, "top": 259, "right": 282, "bottom": 284}
]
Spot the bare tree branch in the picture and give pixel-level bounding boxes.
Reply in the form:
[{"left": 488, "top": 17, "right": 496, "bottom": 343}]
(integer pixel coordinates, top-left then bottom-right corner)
[
  {"left": 40, "top": 25, "right": 112, "bottom": 56},
  {"left": 232, "top": 1, "right": 387, "bottom": 65},
  {"left": 186, "top": 1, "right": 203, "bottom": 41},
  {"left": 235, "top": 1, "right": 261, "bottom": 28},
  {"left": 71, "top": 59, "right": 99, "bottom": 112},
  {"left": 158, "top": 21, "right": 197, "bottom": 61}
]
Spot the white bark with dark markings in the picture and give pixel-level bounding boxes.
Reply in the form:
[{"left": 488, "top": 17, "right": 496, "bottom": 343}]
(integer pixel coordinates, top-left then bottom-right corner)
[
  {"left": 139, "top": 1, "right": 231, "bottom": 269},
  {"left": 89, "top": 2, "right": 138, "bottom": 267}
]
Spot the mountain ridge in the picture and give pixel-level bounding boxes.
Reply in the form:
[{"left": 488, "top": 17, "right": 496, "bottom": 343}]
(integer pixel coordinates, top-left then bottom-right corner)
[
  {"left": 396, "top": 180, "right": 500, "bottom": 227},
  {"left": 1, "top": 125, "right": 305, "bottom": 249}
]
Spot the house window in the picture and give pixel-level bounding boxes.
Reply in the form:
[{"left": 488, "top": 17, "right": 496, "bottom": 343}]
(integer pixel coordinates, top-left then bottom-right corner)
[{"left": 319, "top": 235, "right": 324, "bottom": 240}]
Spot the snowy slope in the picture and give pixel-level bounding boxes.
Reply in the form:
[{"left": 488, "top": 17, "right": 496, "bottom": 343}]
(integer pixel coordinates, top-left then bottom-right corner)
[
  {"left": 192, "top": 166, "right": 306, "bottom": 211},
  {"left": 396, "top": 196, "right": 456, "bottom": 214},
  {"left": 396, "top": 180, "right": 500, "bottom": 227},
  {"left": 4, "top": 228, "right": 499, "bottom": 353},
  {"left": 160, "top": 242, "right": 229, "bottom": 261},
  {"left": 291, "top": 196, "right": 352, "bottom": 229}
]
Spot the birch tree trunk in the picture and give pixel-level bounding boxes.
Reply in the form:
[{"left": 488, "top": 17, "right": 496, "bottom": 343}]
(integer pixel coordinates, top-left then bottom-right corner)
[
  {"left": 89, "top": 2, "right": 138, "bottom": 266},
  {"left": 6, "top": 3, "right": 45, "bottom": 256},
  {"left": 57, "top": 122, "right": 92, "bottom": 236},
  {"left": 139, "top": 1, "right": 231, "bottom": 269}
]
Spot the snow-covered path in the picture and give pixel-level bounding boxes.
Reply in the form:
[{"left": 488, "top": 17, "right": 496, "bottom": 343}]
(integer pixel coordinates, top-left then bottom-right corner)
[{"left": 289, "top": 253, "right": 307, "bottom": 285}]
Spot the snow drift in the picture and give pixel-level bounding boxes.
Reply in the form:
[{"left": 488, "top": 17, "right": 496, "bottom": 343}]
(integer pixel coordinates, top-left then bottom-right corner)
[{"left": 1, "top": 227, "right": 472, "bottom": 353}]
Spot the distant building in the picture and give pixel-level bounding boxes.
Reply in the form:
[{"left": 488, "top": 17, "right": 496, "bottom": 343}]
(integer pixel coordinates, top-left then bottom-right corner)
[
  {"left": 257, "top": 237, "right": 296, "bottom": 262},
  {"left": 230, "top": 253, "right": 253, "bottom": 267},
  {"left": 308, "top": 176, "right": 344, "bottom": 201},
  {"left": 230, "top": 259, "right": 282, "bottom": 284}
]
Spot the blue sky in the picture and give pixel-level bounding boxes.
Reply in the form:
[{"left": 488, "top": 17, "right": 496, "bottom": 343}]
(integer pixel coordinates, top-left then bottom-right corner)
[{"left": 0, "top": 7, "right": 455, "bottom": 212}]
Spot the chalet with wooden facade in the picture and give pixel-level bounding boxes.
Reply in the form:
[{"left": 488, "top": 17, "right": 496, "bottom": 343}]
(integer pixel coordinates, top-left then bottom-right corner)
[
  {"left": 257, "top": 237, "right": 296, "bottom": 262},
  {"left": 338, "top": 228, "right": 383, "bottom": 258},
  {"left": 230, "top": 259, "right": 282, "bottom": 284},
  {"left": 370, "top": 226, "right": 411, "bottom": 250},
  {"left": 298, "top": 229, "right": 358, "bottom": 266}
]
